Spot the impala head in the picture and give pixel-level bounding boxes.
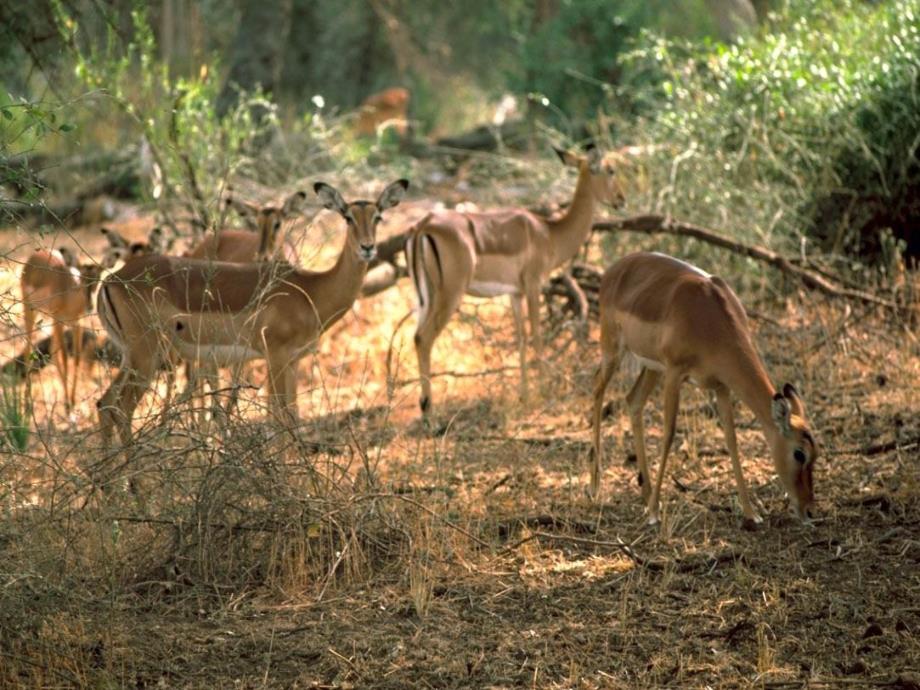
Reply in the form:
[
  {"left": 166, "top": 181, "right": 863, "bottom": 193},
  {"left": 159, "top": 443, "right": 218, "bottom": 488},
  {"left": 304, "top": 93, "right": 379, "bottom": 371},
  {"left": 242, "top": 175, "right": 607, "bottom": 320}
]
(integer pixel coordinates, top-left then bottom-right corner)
[
  {"left": 771, "top": 383, "right": 819, "bottom": 521},
  {"left": 101, "top": 226, "right": 166, "bottom": 267},
  {"left": 225, "top": 188, "right": 308, "bottom": 255},
  {"left": 554, "top": 143, "right": 625, "bottom": 209},
  {"left": 313, "top": 179, "right": 409, "bottom": 262}
]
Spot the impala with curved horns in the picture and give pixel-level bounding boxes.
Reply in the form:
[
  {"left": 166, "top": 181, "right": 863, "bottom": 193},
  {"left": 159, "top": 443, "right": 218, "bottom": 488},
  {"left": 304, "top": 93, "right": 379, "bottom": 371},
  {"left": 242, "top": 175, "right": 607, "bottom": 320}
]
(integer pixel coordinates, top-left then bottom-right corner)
[
  {"left": 20, "top": 247, "right": 104, "bottom": 410},
  {"left": 405, "top": 144, "right": 625, "bottom": 416},
  {"left": 591, "top": 251, "right": 819, "bottom": 524},
  {"left": 185, "top": 188, "right": 307, "bottom": 263},
  {"left": 96, "top": 179, "right": 408, "bottom": 448}
]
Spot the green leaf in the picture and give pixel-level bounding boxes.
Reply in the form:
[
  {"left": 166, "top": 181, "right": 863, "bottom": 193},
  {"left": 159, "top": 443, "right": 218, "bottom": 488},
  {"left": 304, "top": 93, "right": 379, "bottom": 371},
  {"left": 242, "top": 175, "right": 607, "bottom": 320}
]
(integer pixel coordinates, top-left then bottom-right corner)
[
  {"left": 59, "top": 123, "right": 76, "bottom": 132},
  {"left": 1, "top": 108, "right": 12, "bottom": 121}
]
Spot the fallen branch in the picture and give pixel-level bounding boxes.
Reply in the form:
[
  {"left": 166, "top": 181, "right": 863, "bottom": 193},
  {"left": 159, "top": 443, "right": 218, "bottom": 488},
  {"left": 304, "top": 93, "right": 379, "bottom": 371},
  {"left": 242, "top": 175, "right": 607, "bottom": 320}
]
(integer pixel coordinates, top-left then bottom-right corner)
[{"left": 594, "top": 214, "right": 899, "bottom": 311}]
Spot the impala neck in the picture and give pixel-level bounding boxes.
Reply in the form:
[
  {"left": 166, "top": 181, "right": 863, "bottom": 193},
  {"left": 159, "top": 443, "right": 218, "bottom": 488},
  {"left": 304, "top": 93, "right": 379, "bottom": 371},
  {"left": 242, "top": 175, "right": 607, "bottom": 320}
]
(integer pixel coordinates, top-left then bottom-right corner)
[
  {"left": 548, "top": 164, "right": 597, "bottom": 267},
  {"left": 723, "top": 342, "right": 781, "bottom": 443},
  {"left": 301, "top": 234, "right": 368, "bottom": 327}
]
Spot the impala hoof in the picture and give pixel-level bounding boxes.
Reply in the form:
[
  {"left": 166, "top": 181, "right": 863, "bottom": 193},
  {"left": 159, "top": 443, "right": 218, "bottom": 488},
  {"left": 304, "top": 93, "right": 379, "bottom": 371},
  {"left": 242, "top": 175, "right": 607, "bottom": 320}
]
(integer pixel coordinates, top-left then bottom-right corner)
[{"left": 741, "top": 516, "right": 762, "bottom": 531}]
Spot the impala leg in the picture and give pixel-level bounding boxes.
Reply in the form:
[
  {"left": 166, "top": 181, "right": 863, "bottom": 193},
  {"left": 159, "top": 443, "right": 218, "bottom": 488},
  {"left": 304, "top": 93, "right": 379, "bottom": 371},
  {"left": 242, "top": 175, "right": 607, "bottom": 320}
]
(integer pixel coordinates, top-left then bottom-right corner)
[
  {"left": 647, "top": 370, "right": 682, "bottom": 525},
  {"left": 590, "top": 350, "right": 618, "bottom": 501},
  {"left": 626, "top": 367, "right": 661, "bottom": 504},
  {"left": 509, "top": 294, "right": 528, "bottom": 403},
  {"left": 525, "top": 284, "right": 543, "bottom": 379},
  {"left": 714, "top": 385, "right": 762, "bottom": 523},
  {"left": 69, "top": 323, "right": 83, "bottom": 410},
  {"left": 413, "top": 288, "right": 465, "bottom": 418},
  {"left": 51, "top": 322, "right": 70, "bottom": 412},
  {"left": 266, "top": 350, "right": 295, "bottom": 427},
  {"left": 282, "top": 361, "right": 299, "bottom": 425}
]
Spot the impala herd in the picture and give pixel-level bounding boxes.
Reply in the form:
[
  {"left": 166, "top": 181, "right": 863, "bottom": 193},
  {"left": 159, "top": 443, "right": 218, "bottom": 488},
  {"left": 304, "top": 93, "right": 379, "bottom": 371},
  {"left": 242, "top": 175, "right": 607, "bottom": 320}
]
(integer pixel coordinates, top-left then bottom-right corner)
[{"left": 14, "top": 146, "right": 819, "bottom": 525}]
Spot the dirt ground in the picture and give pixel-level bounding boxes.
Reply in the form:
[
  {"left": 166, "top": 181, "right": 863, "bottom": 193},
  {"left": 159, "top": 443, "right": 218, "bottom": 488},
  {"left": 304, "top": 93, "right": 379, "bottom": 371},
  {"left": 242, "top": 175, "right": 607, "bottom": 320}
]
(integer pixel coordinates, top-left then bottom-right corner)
[{"left": 0, "top": 199, "right": 918, "bottom": 689}]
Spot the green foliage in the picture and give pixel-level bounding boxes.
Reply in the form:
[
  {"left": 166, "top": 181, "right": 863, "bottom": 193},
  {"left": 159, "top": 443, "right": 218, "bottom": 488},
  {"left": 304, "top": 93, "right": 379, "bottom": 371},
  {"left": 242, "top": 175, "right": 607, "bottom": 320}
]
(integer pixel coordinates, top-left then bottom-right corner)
[
  {"left": 54, "top": 2, "right": 290, "bottom": 230},
  {"left": 0, "top": 375, "right": 30, "bottom": 453},
  {"left": 618, "top": 0, "right": 920, "bottom": 262}
]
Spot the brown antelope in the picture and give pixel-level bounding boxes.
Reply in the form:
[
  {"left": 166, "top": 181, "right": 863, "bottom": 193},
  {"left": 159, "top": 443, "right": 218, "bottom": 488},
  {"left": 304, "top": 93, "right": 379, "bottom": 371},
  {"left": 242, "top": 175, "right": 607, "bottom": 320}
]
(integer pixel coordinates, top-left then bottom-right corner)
[
  {"left": 96, "top": 179, "right": 408, "bottom": 448},
  {"left": 405, "top": 144, "right": 625, "bottom": 416},
  {"left": 590, "top": 252, "right": 819, "bottom": 525},
  {"left": 180, "top": 188, "right": 308, "bottom": 416},
  {"left": 355, "top": 87, "right": 410, "bottom": 138},
  {"left": 185, "top": 189, "right": 307, "bottom": 263},
  {"left": 20, "top": 248, "right": 103, "bottom": 410}
]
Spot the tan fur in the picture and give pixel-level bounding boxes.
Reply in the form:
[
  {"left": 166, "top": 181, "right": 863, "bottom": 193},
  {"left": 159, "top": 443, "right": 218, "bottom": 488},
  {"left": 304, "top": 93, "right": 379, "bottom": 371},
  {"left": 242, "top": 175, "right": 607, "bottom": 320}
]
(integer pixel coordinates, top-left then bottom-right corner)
[
  {"left": 406, "top": 146, "right": 625, "bottom": 415},
  {"left": 591, "top": 252, "right": 819, "bottom": 524},
  {"left": 186, "top": 190, "right": 306, "bottom": 263},
  {"left": 20, "top": 250, "right": 100, "bottom": 410},
  {"left": 96, "top": 180, "right": 407, "bottom": 449},
  {"left": 355, "top": 87, "right": 410, "bottom": 138}
]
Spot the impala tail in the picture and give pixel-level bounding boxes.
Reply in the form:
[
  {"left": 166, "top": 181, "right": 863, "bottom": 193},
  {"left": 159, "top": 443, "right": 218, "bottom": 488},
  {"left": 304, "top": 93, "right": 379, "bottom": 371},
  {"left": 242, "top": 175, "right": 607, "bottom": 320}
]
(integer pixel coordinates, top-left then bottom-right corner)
[{"left": 405, "top": 215, "right": 441, "bottom": 323}]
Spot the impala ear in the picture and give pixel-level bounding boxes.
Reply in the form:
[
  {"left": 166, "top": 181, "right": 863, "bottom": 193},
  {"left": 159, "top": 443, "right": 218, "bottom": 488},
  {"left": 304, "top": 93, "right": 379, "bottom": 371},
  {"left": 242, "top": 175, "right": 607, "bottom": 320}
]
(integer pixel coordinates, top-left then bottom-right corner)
[
  {"left": 224, "top": 189, "right": 261, "bottom": 229},
  {"left": 282, "top": 190, "right": 308, "bottom": 216},
  {"left": 146, "top": 226, "right": 166, "bottom": 254},
  {"left": 772, "top": 393, "right": 793, "bottom": 437},
  {"left": 782, "top": 382, "right": 806, "bottom": 417},
  {"left": 314, "top": 182, "right": 349, "bottom": 216},
  {"left": 101, "top": 226, "right": 129, "bottom": 249},
  {"left": 585, "top": 143, "right": 603, "bottom": 171},
  {"left": 376, "top": 179, "right": 409, "bottom": 210},
  {"left": 553, "top": 146, "right": 581, "bottom": 167},
  {"left": 57, "top": 247, "right": 77, "bottom": 266}
]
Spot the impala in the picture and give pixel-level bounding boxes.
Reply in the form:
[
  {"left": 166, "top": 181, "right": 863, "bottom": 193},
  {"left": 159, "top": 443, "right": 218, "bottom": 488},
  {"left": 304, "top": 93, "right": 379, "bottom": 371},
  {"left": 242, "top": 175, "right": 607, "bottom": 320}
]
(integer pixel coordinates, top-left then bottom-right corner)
[
  {"left": 355, "top": 87, "right": 410, "bottom": 138},
  {"left": 96, "top": 179, "right": 408, "bottom": 448},
  {"left": 20, "top": 247, "right": 103, "bottom": 410},
  {"left": 185, "top": 189, "right": 307, "bottom": 263},
  {"left": 405, "top": 144, "right": 625, "bottom": 416},
  {"left": 590, "top": 252, "right": 819, "bottom": 524}
]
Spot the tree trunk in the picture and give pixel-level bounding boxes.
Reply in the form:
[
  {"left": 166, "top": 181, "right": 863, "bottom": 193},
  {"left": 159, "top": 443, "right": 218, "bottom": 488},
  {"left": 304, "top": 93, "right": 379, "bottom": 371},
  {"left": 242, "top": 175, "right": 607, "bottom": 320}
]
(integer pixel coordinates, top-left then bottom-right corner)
[
  {"left": 216, "top": 0, "right": 293, "bottom": 117},
  {"left": 702, "top": 0, "right": 758, "bottom": 41}
]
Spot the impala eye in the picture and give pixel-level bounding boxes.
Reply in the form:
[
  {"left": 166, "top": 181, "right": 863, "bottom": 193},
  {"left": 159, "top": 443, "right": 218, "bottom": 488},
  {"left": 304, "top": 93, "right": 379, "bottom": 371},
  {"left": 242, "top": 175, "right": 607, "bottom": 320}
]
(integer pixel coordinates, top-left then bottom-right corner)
[
  {"left": 793, "top": 448, "right": 807, "bottom": 464},
  {"left": 274, "top": 221, "right": 281, "bottom": 230}
]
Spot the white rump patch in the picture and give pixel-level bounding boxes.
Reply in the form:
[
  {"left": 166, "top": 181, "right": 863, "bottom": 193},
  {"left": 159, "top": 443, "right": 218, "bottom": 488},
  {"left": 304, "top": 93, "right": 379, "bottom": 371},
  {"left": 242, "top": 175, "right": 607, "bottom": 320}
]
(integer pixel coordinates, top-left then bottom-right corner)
[{"left": 468, "top": 281, "right": 520, "bottom": 298}]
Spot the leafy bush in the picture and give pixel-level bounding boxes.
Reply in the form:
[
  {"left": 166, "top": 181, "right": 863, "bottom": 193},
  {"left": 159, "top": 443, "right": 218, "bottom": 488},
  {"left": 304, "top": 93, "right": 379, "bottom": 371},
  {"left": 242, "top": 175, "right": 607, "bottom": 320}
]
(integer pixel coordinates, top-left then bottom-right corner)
[{"left": 618, "top": 0, "right": 920, "bottom": 264}]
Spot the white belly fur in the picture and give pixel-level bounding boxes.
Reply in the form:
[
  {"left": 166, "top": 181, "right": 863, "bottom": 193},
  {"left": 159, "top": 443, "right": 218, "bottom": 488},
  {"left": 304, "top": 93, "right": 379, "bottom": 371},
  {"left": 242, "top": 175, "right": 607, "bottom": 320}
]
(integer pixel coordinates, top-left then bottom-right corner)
[
  {"left": 174, "top": 342, "right": 261, "bottom": 367},
  {"left": 468, "top": 281, "right": 520, "bottom": 298}
]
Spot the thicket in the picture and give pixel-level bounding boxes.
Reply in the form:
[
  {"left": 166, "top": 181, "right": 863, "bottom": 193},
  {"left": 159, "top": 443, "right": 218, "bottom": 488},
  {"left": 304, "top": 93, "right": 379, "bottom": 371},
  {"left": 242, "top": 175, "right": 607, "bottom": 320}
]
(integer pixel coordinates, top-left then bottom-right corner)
[{"left": 616, "top": 0, "right": 920, "bottom": 267}]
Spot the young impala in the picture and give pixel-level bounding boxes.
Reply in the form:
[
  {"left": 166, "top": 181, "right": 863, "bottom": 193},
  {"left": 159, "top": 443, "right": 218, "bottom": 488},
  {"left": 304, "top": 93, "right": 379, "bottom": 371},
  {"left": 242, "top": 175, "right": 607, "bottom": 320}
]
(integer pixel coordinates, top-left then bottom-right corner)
[
  {"left": 185, "top": 189, "right": 307, "bottom": 263},
  {"left": 96, "top": 179, "right": 408, "bottom": 448},
  {"left": 590, "top": 252, "right": 819, "bottom": 524},
  {"left": 406, "top": 144, "right": 625, "bottom": 416},
  {"left": 20, "top": 248, "right": 102, "bottom": 410}
]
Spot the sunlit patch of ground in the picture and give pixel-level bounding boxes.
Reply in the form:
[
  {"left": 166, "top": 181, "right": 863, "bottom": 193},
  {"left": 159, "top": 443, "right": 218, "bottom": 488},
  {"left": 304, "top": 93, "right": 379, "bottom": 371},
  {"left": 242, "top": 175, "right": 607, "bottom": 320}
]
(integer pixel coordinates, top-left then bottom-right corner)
[{"left": 0, "top": 205, "right": 918, "bottom": 688}]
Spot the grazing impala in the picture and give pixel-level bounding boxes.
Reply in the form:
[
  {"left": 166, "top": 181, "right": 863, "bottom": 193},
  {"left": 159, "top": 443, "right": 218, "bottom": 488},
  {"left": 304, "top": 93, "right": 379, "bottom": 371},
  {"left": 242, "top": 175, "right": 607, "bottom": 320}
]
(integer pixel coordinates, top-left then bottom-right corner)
[
  {"left": 21, "top": 248, "right": 102, "bottom": 410},
  {"left": 185, "top": 189, "right": 307, "bottom": 263},
  {"left": 405, "top": 144, "right": 625, "bottom": 416},
  {"left": 96, "top": 179, "right": 408, "bottom": 448},
  {"left": 590, "top": 252, "right": 819, "bottom": 524}
]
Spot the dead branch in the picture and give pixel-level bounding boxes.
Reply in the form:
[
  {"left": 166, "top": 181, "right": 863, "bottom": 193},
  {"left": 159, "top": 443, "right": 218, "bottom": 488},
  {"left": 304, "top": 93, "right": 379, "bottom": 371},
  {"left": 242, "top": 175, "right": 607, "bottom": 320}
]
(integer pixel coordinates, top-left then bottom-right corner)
[{"left": 594, "top": 214, "right": 899, "bottom": 311}]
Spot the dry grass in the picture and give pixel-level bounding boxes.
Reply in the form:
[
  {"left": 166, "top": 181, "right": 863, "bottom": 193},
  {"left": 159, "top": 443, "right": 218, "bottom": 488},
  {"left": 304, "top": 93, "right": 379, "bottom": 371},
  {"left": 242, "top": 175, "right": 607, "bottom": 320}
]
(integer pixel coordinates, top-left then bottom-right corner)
[{"left": 0, "top": 203, "right": 918, "bottom": 689}]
